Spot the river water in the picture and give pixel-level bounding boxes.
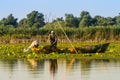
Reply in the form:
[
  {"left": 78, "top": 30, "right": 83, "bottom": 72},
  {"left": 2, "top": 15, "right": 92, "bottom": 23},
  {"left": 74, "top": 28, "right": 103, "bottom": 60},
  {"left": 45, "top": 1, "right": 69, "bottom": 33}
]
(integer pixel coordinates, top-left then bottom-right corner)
[{"left": 0, "top": 59, "right": 120, "bottom": 80}]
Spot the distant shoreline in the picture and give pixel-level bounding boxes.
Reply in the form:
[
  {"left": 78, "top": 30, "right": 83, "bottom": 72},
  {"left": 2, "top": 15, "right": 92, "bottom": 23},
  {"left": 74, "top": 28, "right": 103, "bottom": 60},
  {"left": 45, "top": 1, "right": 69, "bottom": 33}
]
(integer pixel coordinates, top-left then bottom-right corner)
[{"left": 0, "top": 38, "right": 118, "bottom": 44}]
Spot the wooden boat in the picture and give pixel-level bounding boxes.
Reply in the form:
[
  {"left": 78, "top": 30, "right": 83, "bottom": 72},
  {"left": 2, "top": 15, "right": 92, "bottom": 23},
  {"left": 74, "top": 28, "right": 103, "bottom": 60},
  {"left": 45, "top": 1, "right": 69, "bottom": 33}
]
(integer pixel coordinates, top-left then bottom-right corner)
[
  {"left": 32, "top": 43, "right": 110, "bottom": 54},
  {"left": 77, "top": 43, "right": 110, "bottom": 53}
]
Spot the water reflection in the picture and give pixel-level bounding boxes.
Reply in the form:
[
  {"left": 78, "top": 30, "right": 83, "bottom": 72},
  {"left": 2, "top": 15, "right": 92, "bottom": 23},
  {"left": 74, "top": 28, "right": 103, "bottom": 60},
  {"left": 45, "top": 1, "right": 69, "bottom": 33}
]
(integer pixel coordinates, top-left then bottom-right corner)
[
  {"left": 80, "top": 59, "right": 111, "bottom": 80},
  {"left": 0, "top": 59, "right": 18, "bottom": 72},
  {"left": 27, "top": 59, "right": 44, "bottom": 70},
  {"left": 49, "top": 59, "right": 58, "bottom": 77},
  {"left": 25, "top": 59, "right": 58, "bottom": 80},
  {"left": 27, "top": 59, "right": 38, "bottom": 69},
  {"left": 80, "top": 59, "right": 92, "bottom": 79},
  {"left": 26, "top": 59, "right": 45, "bottom": 78},
  {"left": 0, "top": 59, "right": 120, "bottom": 80}
]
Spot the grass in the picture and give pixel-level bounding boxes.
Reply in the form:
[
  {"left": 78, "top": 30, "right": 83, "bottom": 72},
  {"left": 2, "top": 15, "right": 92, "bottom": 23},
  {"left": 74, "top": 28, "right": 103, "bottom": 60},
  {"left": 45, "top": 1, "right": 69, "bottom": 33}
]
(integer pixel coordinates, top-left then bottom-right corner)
[{"left": 0, "top": 42, "right": 120, "bottom": 59}]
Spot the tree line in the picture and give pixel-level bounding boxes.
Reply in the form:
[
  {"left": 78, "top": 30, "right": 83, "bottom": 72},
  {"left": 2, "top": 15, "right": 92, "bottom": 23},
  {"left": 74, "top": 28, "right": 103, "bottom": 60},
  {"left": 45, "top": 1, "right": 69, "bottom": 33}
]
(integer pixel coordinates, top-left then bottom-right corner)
[
  {"left": 0, "top": 10, "right": 120, "bottom": 41},
  {"left": 0, "top": 10, "right": 120, "bottom": 28}
]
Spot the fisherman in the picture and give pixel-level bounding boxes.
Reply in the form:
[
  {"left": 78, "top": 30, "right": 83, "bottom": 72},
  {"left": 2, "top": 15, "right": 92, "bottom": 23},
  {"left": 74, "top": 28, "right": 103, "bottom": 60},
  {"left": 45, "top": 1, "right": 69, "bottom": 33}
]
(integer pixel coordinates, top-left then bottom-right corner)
[
  {"left": 24, "top": 40, "right": 40, "bottom": 52},
  {"left": 48, "top": 31, "right": 57, "bottom": 49}
]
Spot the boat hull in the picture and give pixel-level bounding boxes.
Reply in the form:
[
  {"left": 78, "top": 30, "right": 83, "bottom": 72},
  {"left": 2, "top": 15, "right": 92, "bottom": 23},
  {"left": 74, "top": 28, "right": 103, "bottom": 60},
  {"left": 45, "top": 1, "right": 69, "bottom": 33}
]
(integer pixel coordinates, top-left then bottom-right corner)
[{"left": 33, "top": 43, "right": 110, "bottom": 54}]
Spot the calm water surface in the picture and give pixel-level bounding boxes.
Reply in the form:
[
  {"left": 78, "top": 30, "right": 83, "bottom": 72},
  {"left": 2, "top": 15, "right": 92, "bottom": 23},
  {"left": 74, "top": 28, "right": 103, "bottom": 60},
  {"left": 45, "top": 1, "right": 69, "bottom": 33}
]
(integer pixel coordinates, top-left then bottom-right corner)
[{"left": 0, "top": 59, "right": 120, "bottom": 80}]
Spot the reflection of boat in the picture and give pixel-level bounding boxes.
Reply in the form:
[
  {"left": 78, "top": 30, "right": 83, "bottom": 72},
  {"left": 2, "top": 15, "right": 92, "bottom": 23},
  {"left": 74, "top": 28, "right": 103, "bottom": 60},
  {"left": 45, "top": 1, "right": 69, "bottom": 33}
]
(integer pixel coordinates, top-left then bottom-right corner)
[{"left": 32, "top": 43, "right": 109, "bottom": 54}]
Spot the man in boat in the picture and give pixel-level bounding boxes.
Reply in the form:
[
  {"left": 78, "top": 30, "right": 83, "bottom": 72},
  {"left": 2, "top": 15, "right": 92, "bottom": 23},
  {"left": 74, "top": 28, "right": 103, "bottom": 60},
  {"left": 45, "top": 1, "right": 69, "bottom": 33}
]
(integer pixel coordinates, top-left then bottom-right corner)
[
  {"left": 48, "top": 31, "right": 58, "bottom": 49},
  {"left": 24, "top": 40, "right": 40, "bottom": 52}
]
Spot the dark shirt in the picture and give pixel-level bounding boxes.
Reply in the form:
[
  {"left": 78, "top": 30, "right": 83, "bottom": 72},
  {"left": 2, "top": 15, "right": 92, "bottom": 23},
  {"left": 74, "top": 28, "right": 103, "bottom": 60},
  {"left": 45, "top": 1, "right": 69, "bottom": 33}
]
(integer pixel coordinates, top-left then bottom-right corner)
[{"left": 49, "top": 33, "right": 57, "bottom": 47}]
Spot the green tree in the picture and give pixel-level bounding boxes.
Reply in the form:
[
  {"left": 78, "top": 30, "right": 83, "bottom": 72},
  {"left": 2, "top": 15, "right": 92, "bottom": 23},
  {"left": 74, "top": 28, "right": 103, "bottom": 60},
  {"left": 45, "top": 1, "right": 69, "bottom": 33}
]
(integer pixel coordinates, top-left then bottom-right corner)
[
  {"left": 114, "top": 15, "right": 120, "bottom": 25},
  {"left": 94, "top": 16, "right": 107, "bottom": 26},
  {"left": 18, "top": 18, "right": 28, "bottom": 28},
  {"left": 0, "top": 14, "right": 18, "bottom": 27},
  {"left": 26, "top": 10, "right": 45, "bottom": 28},
  {"left": 65, "top": 14, "right": 79, "bottom": 28},
  {"left": 106, "top": 17, "right": 115, "bottom": 26},
  {"left": 79, "top": 11, "right": 92, "bottom": 28}
]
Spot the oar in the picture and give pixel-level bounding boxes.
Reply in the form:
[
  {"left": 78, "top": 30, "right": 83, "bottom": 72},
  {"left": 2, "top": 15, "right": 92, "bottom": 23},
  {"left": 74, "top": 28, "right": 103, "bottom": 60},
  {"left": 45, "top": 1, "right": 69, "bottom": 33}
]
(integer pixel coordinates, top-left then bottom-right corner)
[{"left": 56, "top": 21, "right": 79, "bottom": 54}]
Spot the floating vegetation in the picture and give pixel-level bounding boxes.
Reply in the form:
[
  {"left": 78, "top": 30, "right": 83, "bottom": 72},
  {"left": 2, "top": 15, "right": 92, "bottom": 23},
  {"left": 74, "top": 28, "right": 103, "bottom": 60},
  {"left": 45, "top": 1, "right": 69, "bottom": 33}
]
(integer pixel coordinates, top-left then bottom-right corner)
[{"left": 0, "top": 42, "right": 119, "bottom": 59}]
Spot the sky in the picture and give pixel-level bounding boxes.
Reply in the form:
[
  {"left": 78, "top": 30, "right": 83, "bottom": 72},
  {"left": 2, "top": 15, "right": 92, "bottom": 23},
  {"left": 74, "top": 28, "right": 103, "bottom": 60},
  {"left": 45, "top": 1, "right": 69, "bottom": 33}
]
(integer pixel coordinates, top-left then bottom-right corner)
[{"left": 0, "top": 0, "right": 120, "bottom": 21}]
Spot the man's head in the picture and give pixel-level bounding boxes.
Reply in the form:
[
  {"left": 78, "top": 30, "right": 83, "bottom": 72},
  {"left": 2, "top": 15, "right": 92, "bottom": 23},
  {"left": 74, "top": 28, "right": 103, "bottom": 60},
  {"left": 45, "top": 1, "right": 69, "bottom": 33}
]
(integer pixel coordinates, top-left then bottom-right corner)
[
  {"left": 51, "top": 31, "right": 55, "bottom": 34},
  {"left": 51, "top": 30, "right": 54, "bottom": 33}
]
